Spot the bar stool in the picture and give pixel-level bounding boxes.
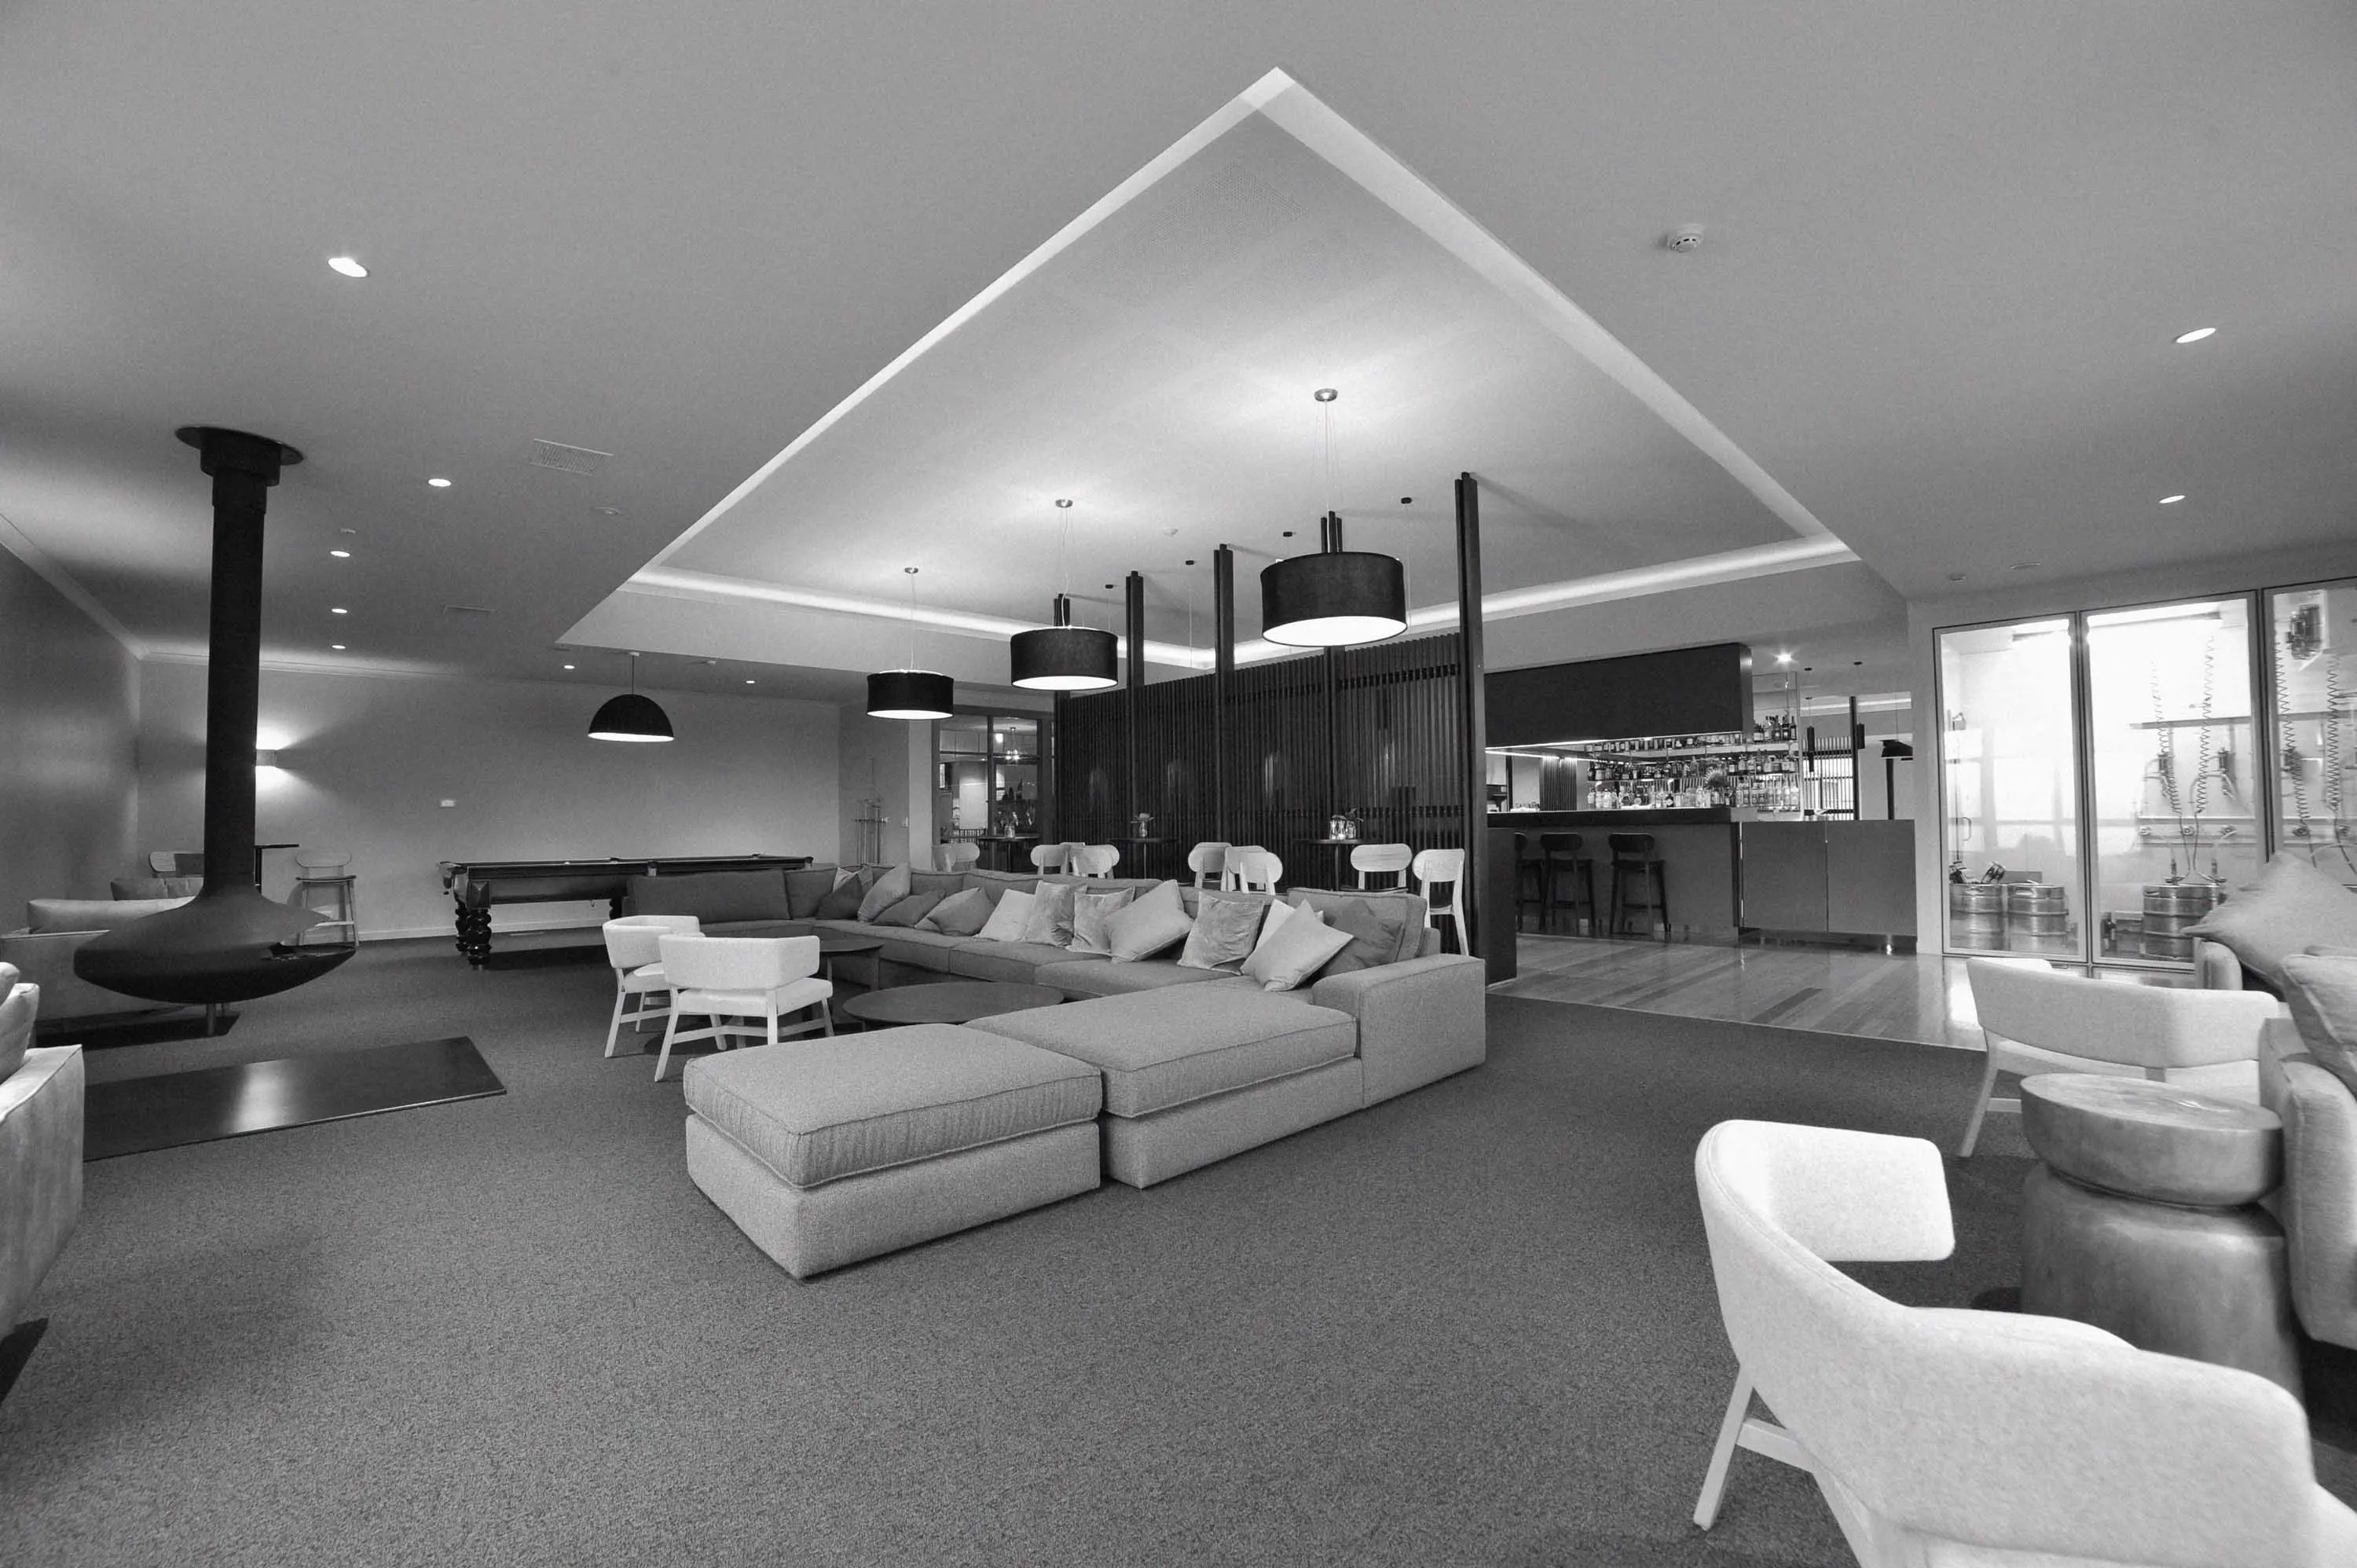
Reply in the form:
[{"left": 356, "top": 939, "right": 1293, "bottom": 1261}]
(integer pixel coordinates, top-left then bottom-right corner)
[
  {"left": 1607, "top": 833, "right": 1670, "bottom": 941},
  {"left": 1512, "top": 833, "right": 1545, "bottom": 926},
  {"left": 1538, "top": 832, "right": 1594, "bottom": 936},
  {"left": 291, "top": 850, "right": 359, "bottom": 943}
]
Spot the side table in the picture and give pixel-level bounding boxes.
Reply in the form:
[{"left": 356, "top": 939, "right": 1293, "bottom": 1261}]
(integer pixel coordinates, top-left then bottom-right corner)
[{"left": 2019, "top": 1073, "right": 2299, "bottom": 1398}]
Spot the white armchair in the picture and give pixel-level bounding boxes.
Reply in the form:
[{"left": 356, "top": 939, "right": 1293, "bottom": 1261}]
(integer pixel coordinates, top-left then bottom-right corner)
[
  {"left": 601, "top": 915, "right": 699, "bottom": 1059},
  {"left": 2, "top": 969, "right": 83, "bottom": 1346},
  {"left": 653, "top": 935, "right": 830, "bottom": 1083},
  {"left": 1692, "top": 1118, "right": 2356, "bottom": 1566},
  {"left": 1959, "top": 958, "right": 2281, "bottom": 1155}
]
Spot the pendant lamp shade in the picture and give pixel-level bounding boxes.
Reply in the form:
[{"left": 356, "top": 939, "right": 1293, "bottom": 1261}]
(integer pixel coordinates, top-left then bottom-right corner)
[
  {"left": 867, "top": 668, "right": 955, "bottom": 720},
  {"left": 588, "top": 691, "right": 674, "bottom": 742},
  {"left": 1010, "top": 593, "right": 1119, "bottom": 691},
  {"left": 1260, "top": 514, "right": 1406, "bottom": 647}
]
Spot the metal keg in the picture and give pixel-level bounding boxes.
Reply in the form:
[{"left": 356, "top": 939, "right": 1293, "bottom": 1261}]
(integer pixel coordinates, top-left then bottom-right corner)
[
  {"left": 2008, "top": 882, "right": 2073, "bottom": 950},
  {"left": 2141, "top": 881, "right": 2222, "bottom": 962},
  {"left": 1951, "top": 882, "right": 2007, "bottom": 947}
]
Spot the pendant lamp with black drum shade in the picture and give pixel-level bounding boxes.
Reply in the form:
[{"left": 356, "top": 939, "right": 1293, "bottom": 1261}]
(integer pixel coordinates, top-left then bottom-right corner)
[
  {"left": 588, "top": 653, "right": 673, "bottom": 742},
  {"left": 867, "top": 567, "right": 955, "bottom": 720},
  {"left": 1260, "top": 389, "right": 1406, "bottom": 648},
  {"left": 1010, "top": 499, "right": 1119, "bottom": 691}
]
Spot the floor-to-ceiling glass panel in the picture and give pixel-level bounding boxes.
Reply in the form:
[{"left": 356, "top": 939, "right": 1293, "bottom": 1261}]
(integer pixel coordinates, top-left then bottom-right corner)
[
  {"left": 2085, "top": 597, "right": 2259, "bottom": 963},
  {"left": 1937, "top": 617, "right": 2081, "bottom": 954},
  {"left": 991, "top": 716, "right": 1042, "bottom": 838},
  {"left": 2269, "top": 580, "right": 2357, "bottom": 890}
]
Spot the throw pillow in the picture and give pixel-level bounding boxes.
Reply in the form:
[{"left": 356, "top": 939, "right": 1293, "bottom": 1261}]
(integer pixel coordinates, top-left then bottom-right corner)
[
  {"left": 1313, "top": 896, "right": 1413, "bottom": 977},
  {"left": 1105, "top": 881, "right": 1192, "bottom": 962},
  {"left": 856, "top": 863, "right": 913, "bottom": 922},
  {"left": 1021, "top": 881, "right": 1082, "bottom": 947},
  {"left": 920, "top": 886, "right": 993, "bottom": 936},
  {"left": 2186, "top": 855, "right": 2357, "bottom": 991},
  {"left": 784, "top": 866, "right": 838, "bottom": 918},
  {"left": 1241, "top": 908, "right": 1354, "bottom": 991},
  {"left": 1246, "top": 896, "right": 1299, "bottom": 965},
  {"left": 2281, "top": 951, "right": 2357, "bottom": 1096},
  {"left": 1069, "top": 886, "right": 1139, "bottom": 956},
  {"left": 1179, "top": 892, "right": 1266, "bottom": 971},
  {"left": 872, "top": 891, "right": 944, "bottom": 929},
  {"left": 812, "top": 875, "right": 866, "bottom": 921},
  {"left": 975, "top": 888, "right": 1036, "bottom": 944}
]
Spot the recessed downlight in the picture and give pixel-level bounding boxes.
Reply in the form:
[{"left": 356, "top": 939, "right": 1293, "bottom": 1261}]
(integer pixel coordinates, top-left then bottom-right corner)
[
  {"left": 330, "top": 606, "right": 348, "bottom": 615},
  {"left": 329, "top": 548, "right": 350, "bottom": 558},
  {"left": 2173, "top": 327, "right": 2216, "bottom": 344},
  {"left": 330, "top": 643, "right": 346, "bottom": 650},
  {"left": 1945, "top": 573, "right": 1967, "bottom": 582},
  {"left": 2159, "top": 493, "right": 2186, "bottom": 505},
  {"left": 327, "top": 255, "right": 368, "bottom": 278},
  {"left": 427, "top": 477, "right": 452, "bottom": 489},
  {"left": 744, "top": 679, "right": 756, "bottom": 685}
]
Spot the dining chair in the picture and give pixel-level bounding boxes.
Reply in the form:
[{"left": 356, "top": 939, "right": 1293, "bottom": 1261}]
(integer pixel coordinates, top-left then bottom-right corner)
[
  {"left": 1219, "top": 844, "right": 1267, "bottom": 890},
  {"left": 1226, "top": 848, "right": 1281, "bottom": 894},
  {"left": 1411, "top": 847, "right": 1467, "bottom": 954},
  {"left": 653, "top": 933, "right": 831, "bottom": 1083},
  {"left": 1073, "top": 844, "right": 1120, "bottom": 877},
  {"left": 1957, "top": 957, "right": 2277, "bottom": 1156},
  {"left": 1692, "top": 1118, "right": 2355, "bottom": 1566},
  {"left": 601, "top": 914, "right": 699, "bottom": 1058},
  {"left": 936, "top": 841, "right": 981, "bottom": 874},
  {"left": 1350, "top": 842, "right": 1413, "bottom": 891},
  {"left": 1186, "top": 842, "right": 1231, "bottom": 888},
  {"left": 1030, "top": 843, "right": 1071, "bottom": 873}
]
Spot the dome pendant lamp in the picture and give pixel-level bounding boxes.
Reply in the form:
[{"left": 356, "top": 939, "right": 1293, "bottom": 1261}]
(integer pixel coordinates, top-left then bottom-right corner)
[
  {"left": 1009, "top": 499, "right": 1119, "bottom": 691},
  {"left": 588, "top": 652, "right": 675, "bottom": 742},
  {"left": 867, "top": 567, "right": 956, "bottom": 720},
  {"left": 1260, "top": 390, "right": 1406, "bottom": 647}
]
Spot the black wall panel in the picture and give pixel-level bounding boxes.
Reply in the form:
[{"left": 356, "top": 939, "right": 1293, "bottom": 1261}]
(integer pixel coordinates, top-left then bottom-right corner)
[{"left": 1486, "top": 642, "right": 1754, "bottom": 746}]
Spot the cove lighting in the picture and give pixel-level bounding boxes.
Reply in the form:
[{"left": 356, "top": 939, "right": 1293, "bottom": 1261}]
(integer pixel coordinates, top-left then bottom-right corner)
[
  {"left": 327, "top": 255, "right": 368, "bottom": 278},
  {"left": 2173, "top": 327, "right": 2216, "bottom": 344},
  {"left": 2159, "top": 494, "right": 2185, "bottom": 504},
  {"left": 427, "top": 477, "right": 453, "bottom": 489}
]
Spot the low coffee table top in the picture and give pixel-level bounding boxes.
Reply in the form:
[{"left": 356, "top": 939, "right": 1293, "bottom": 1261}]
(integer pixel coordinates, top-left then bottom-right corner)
[
  {"left": 2022, "top": 1073, "right": 2282, "bottom": 1208},
  {"left": 816, "top": 934, "right": 882, "bottom": 955},
  {"left": 841, "top": 981, "right": 1062, "bottom": 1027}
]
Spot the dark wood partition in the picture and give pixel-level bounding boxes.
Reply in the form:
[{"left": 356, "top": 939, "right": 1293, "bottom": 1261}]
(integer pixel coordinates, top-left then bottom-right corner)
[{"left": 1055, "top": 632, "right": 1467, "bottom": 884}]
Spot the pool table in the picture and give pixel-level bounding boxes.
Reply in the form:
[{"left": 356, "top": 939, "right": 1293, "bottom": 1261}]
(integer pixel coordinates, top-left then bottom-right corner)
[{"left": 438, "top": 855, "right": 812, "bottom": 966}]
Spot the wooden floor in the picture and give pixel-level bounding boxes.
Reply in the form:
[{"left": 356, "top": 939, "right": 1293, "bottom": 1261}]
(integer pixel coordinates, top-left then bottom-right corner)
[{"left": 1497, "top": 932, "right": 2195, "bottom": 1053}]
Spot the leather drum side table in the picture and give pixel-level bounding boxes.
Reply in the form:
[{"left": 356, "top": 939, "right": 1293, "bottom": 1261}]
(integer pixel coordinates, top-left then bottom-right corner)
[{"left": 2020, "top": 1073, "right": 2300, "bottom": 1398}]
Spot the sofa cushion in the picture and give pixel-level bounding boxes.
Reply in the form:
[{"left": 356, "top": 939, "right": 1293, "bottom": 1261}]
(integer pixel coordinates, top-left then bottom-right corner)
[
  {"left": 970, "top": 987, "right": 1358, "bottom": 1118},
  {"left": 783, "top": 866, "right": 838, "bottom": 919},
  {"left": 856, "top": 864, "right": 912, "bottom": 922},
  {"left": 2282, "top": 951, "right": 2357, "bottom": 1096},
  {"left": 908, "top": 870, "right": 967, "bottom": 899},
  {"left": 871, "top": 891, "right": 943, "bottom": 928},
  {"left": 1021, "top": 881, "right": 1081, "bottom": 947},
  {"left": 1285, "top": 888, "right": 1426, "bottom": 972},
  {"left": 860, "top": 926, "right": 969, "bottom": 973},
  {"left": 629, "top": 870, "right": 790, "bottom": 924},
  {"left": 27, "top": 896, "right": 192, "bottom": 934},
  {"left": 2187, "top": 855, "right": 2357, "bottom": 991},
  {"left": 1242, "top": 908, "right": 1355, "bottom": 991},
  {"left": 705, "top": 919, "right": 815, "bottom": 940},
  {"left": 1036, "top": 958, "right": 1248, "bottom": 1000},
  {"left": 975, "top": 889, "right": 1036, "bottom": 943},
  {"left": 0, "top": 979, "right": 33, "bottom": 1083},
  {"left": 682, "top": 1024, "right": 1102, "bottom": 1188},
  {"left": 1069, "top": 885, "right": 1138, "bottom": 956},
  {"left": 921, "top": 887, "right": 993, "bottom": 936},
  {"left": 811, "top": 874, "right": 866, "bottom": 921},
  {"left": 963, "top": 870, "right": 1039, "bottom": 904},
  {"left": 109, "top": 876, "right": 204, "bottom": 900},
  {"left": 1178, "top": 892, "right": 1264, "bottom": 971},
  {"left": 1105, "top": 881, "right": 1192, "bottom": 962},
  {"left": 948, "top": 940, "right": 1103, "bottom": 984}
]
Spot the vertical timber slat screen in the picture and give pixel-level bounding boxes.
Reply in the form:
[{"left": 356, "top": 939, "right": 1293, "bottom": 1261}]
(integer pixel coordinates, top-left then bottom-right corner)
[{"left": 1055, "top": 632, "right": 1464, "bottom": 885}]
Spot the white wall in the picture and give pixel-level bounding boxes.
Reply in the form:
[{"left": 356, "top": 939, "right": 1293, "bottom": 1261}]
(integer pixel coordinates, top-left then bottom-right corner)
[
  {"left": 134, "top": 661, "right": 839, "bottom": 938},
  {"left": 835, "top": 709, "right": 924, "bottom": 869}
]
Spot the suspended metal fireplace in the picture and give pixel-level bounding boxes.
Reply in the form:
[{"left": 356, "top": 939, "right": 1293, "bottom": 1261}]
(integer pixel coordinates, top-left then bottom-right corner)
[{"left": 75, "top": 427, "right": 354, "bottom": 1023}]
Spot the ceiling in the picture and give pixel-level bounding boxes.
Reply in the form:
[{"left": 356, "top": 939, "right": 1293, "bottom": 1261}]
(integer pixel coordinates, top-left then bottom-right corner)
[{"left": 3, "top": 2, "right": 2353, "bottom": 697}]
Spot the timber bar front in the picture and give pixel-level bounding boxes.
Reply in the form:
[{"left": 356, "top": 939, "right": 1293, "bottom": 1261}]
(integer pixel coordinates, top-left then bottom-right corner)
[{"left": 1476, "top": 643, "right": 1917, "bottom": 981}]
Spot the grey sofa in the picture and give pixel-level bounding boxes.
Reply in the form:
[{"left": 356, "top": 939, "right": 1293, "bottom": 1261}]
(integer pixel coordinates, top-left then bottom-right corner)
[
  {"left": 2, "top": 965, "right": 84, "bottom": 1336},
  {"left": 1, "top": 896, "right": 193, "bottom": 1024}
]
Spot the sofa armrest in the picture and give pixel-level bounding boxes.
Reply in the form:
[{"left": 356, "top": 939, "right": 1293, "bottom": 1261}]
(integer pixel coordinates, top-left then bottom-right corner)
[
  {"left": 2268, "top": 1051, "right": 2357, "bottom": 1350},
  {"left": 0, "top": 930, "right": 170, "bottom": 1023},
  {"left": 1310, "top": 954, "right": 1486, "bottom": 1105},
  {"left": 2, "top": 1046, "right": 84, "bottom": 1331}
]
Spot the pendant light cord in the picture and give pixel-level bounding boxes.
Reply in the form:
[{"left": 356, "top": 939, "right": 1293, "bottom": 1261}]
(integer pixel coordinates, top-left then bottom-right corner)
[{"left": 904, "top": 567, "right": 921, "bottom": 672}]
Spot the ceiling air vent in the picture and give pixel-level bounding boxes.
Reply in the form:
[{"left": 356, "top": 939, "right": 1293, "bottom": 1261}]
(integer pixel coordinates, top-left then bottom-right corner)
[{"left": 530, "top": 439, "right": 613, "bottom": 475}]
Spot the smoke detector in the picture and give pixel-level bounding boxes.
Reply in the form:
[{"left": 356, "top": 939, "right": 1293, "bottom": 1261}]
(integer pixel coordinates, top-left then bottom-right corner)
[{"left": 1664, "top": 224, "right": 1706, "bottom": 253}]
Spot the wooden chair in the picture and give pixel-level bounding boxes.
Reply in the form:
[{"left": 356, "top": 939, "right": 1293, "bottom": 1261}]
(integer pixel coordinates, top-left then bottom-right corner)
[
  {"left": 1030, "top": 843, "right": 1072, "bottom": 874},
  {"left": 1411, "top": 847, "right": 1467, "bottom": 954},
  {"left": 1186, "top": 842, "right": 1231, "bottom": 888},
  {"left": 1072, "top": 844, "right": 1120, "bottom": 877},
  {"left": 600, "top": 914, "right": 698, "bottom": 1057},
  {"left": 1226, "top": 848, "right": 1281, "bottom": 894},
  {"left": 1350, "top": 842, "right": 1413, "bottom": 891},
  {"left": 936, "top": 841, "right": 981, "bottom": 874},
  {"left": 149, "top": 850, "right": 203, "bottom": 876},
  {"left": 653, "top": 934, "right": 831, "bottom": 1083},
  {"left": 291, "top": 850, "right": 359, "bottom": 943}
]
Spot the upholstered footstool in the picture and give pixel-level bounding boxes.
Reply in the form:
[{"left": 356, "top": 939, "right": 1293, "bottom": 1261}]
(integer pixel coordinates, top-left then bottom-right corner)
[
  {"left": 682, "top": 1025, "right": 1102, "bottom": 1279},
  {"left": 970, "top": 986, "right": 1362, "bottom": 1189}
]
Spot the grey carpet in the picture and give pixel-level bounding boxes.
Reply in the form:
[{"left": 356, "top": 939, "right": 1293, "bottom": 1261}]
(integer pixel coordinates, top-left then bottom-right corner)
[{"left": 3, "top": 943, "right": 2348, "bottom": 1566}]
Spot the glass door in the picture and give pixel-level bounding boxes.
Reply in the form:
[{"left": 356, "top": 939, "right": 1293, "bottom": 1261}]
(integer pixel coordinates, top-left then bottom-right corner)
[
  {"left": 2084, "top": 597, "right": 2260, "bottom": 964},
  {"left": 2268, "top": 580, "right": 2357, "bottom": 890},
  {"left": 1937, "top": 617, "right": 2083, "bottom": 956}
]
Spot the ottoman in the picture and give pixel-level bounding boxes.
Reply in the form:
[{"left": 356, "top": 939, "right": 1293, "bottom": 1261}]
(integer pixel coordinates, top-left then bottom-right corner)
[
  {"left": 682, "top": 1025, "right": 1102, "bottom": 1279},
  {"left": 970, "top": 986, "right": 1361, "bottom": 1188}
]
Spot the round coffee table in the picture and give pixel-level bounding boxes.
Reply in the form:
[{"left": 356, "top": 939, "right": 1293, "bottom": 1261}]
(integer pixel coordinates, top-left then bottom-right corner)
[
  {"left": 816, "top": 934, "right": 882, "bottom": 991},
  {"left": 2019, "top": 1073, "right": 2297, "bottom": 1397},
  {"left": 840, "top": 981, "right": 1062, "bottom": 1028}
]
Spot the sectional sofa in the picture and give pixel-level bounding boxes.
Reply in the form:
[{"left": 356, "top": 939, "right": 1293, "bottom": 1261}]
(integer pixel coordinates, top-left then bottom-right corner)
[{"left": 629, "top": 862, "right": 1488, "bottom": 1277}]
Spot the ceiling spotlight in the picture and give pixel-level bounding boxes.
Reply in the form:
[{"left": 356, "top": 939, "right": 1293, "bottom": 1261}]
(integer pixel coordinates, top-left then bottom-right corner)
[
  {"left": 1313, "top": 387, "right": 1339, "bottom": 403},
  {"left": 427, "top": 477, "right": 452, "bottom": 489},
  {"left": 2159, "top": 494, "right": 2186, "bottom": 505},
  {"left": 329, "top": 549, "right": 350, "bottom": 558},
  {"left": 330, "top": 643, "right": 346, "bottom": 650},
  {"left": 1399, "top": 497, "right": 1413, "bottom": 505},
  {"left": 562, "top": 663, "right": 575, "bottom": 670},
  {"left": 330, "top": 606, "right": 348, "bottom": 614},
  {"left": 745, "top": 679, "right": 756, "bottom": 686},
  {"left": 1055, "top": 498, "right": 1074, "bottom": 509},
  {"left": 1945, "top": 572, "right": 1967, "bottom": 582},
  {"left": 2173, "top": 327, "right": 2216, "bottom": 344},
  {"left": 327, "top": 255, "right": 368, "bottom": 278},
  {"left": 1775, "top": 651, "right": 1793, "bottom": 665},
  {"left": 594, "top": 506, "right": 623, "bottom": 517}
]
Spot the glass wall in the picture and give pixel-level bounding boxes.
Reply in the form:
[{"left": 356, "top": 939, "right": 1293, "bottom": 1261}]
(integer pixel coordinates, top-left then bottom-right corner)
[
  {"left": 931, "top": 713, "right": 1045, "bottom": 857},
  {"left": 1937, "top": 618, "right": 2081, "bottom": 955},
  {"left": 2270, "top": 579, "right": 2357, "bottom": 888},
  {"left": 2086, "top": 597, "right": 2260, "bottom": 962}
]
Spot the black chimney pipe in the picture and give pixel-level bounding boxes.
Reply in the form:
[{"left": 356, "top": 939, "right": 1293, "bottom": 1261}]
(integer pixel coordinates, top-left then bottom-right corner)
[{"left": 75, "top": 427, "right": 353, "bottom": 1015}]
